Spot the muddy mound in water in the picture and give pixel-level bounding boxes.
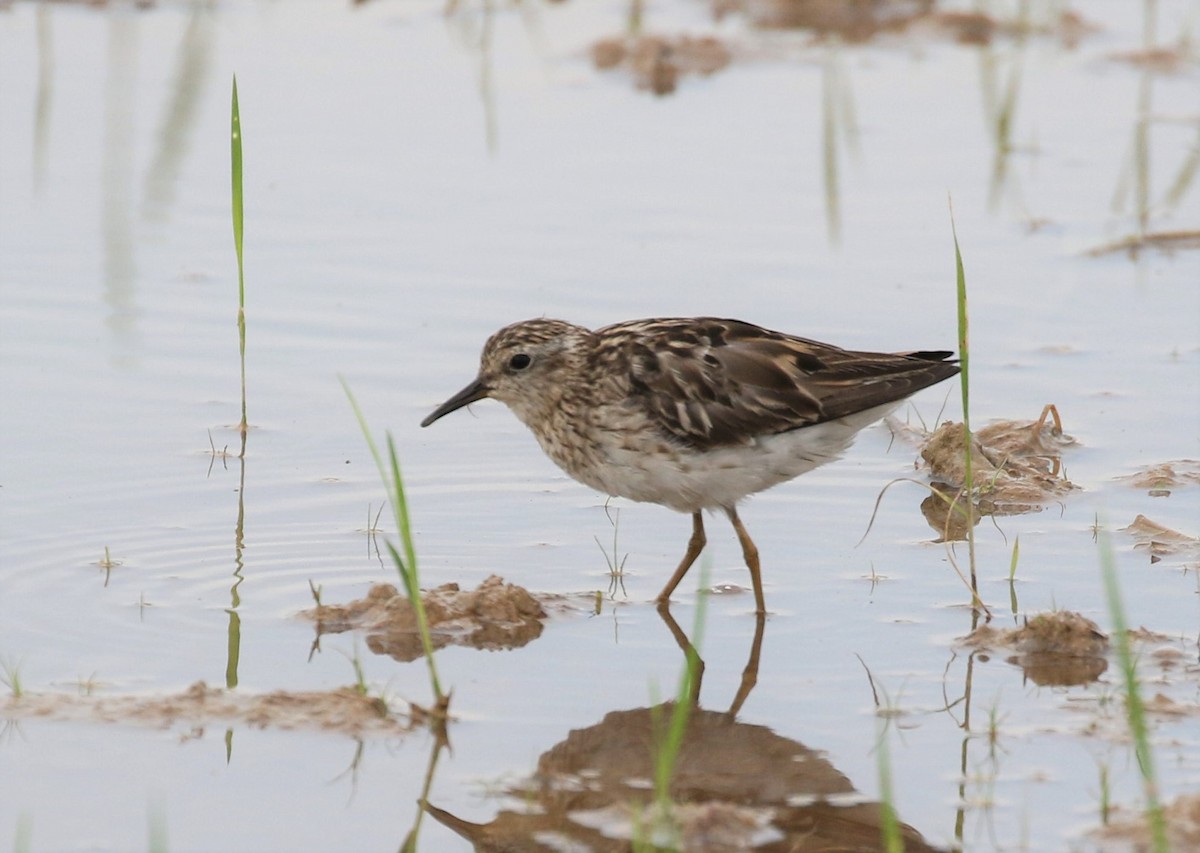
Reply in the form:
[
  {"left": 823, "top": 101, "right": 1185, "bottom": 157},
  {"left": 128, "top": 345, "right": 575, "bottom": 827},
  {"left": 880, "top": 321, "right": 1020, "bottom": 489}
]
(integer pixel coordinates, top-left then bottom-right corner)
[
  {"left": 303, "top": 575, "right": 550, "bottom": 662},
  {"left": 922, "top": 404, "right": 1078, "bottom": 515},
  {"left": 2, "top": 681, "right": 408, "bottom": 736},
  {"left": 1120, "top": 515, "right": 1200, "bottom": 569},
  {"left": 963, "top": 611, "right": 1109, "bottom": 686}
]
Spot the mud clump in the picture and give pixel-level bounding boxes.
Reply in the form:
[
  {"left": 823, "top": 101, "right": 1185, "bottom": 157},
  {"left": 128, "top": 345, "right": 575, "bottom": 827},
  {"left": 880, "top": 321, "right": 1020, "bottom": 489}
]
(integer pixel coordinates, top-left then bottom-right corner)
[
  {"left": 921, "top": 404, "right": 1078, "bottom": 515},
  {"left": 963, "top": 611, "right": 1109, "bottom": 686},
  {"left": 591, "top": 34, "right": 731, "bottom": 95},
  {"left": 1121, "top": 515, "right": 1200, "bottom": 568},
  {"left": 717, "top": 0, "right": 1092, "bottom": 47},
  {"left": 590, "top": 5, "right": 1092, "bottom": 95},
  {"left": 1087, "top": 228, "right": 1200, "bottom": 258},
  {"left": 727, "top": 0, "right": 933, "bottom": 40},
  {"left": 1117, "top": 459, "right": 1200, "bottom": 496},
  {"left": 1094, "top": 793, "right": 1200, "bottom": 851},
  {"left": 2, "top": 681, "right": 408, "bottom": 736},
  {"left": 304, "top": 575, "right": 548, "bottom": 662}
]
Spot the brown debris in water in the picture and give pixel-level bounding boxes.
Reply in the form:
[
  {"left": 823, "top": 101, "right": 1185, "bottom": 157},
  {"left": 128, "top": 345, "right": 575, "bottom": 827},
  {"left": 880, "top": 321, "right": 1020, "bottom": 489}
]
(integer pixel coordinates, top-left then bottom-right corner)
[
  {"left": 921, "top": 404, "right": 1078, "bottom": 514},
  {"left": 927, "top": 9, "right": 1094, "bottom": 47},
  {"left": 591, "top": 34, "right": 732, "bottom": 95},
  {"left": 963, "top": 611, "right": 1109, "bottom": 686},
  {"left": 1141, "top": 692, "right": 1200, "bottom": 718},
  {"left": 1108, "top": 45, "right": 1197, "bottom": 74},
  {"left": 1093, "top": 793, "right": 1200, "bottom": 851},
  {"left": 716, "top": 0, "right": 1093, "bottom": 47},
  {"left": 1127, "top": 626, "right": 1179, "bottom": 645},
  {"left": 591, "top": 4, "right": 1093, "bottom": 94},
  {"left": 1, "top": 681, "right": 409, "bottom": 736},
  {"left": 1117, "top": 460, "right": 1200, "bottom": 496},
  {"left": 1086, "top": 228, "right": 1200, "bottom": 257},
  {"left": 1120, "top": 515, "right": 1200, "bottom": 568},
  {"left": 723, "top": 0, "right": 933, "bottom": 39},
  {"left": 303, "top": 575, "right": 548, "bottom": 662}
]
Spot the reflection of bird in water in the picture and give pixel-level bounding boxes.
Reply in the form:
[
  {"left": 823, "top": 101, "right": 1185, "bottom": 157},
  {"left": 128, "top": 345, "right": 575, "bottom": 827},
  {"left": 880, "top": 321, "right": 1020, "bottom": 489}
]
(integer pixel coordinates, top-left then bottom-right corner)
[
  {"left": 423, "top": 317, "right": 958, "bottom": 613},
  {"left": 423, "top": 702, "right": 943, "bottom": 852},
  {"left": 423, "top": 608, "right": 940, "bottom": 851}
]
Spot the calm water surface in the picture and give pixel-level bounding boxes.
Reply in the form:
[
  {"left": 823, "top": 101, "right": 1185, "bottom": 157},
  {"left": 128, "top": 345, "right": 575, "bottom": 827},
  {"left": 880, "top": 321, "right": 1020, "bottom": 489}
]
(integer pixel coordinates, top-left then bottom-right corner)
[{"left": 1, "top": 1, "right": 1198, "bottom": 850}]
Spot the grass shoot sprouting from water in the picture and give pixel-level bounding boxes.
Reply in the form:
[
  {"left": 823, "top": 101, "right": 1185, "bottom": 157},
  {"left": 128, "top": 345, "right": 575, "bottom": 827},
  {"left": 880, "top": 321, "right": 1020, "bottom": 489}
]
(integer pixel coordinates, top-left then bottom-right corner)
[
  {"left": 950, "top": 203, "right": 981, "bottom": 610},
  {"left": 1, "top": 656, "right": 24, "bottom": 698},
  {"left": 342, "top": 639, "right": 370, "bottom": 699},
  {"left": 653, "top": 603, "right": 704, "bottom": 807},
  {"left": 857, "top": 211, "right": 988, "bottom": 614},
  {"left": 341, "top": 379, "right": 448, "bottom": 716},
  {"left": 632, "top": 563, "right": 710, "bottom": 850},
  {"left": 231, "top": 75, "right": 248, "bottom": 450},
  {"left": 1097, "top": 524, "right": 1167, "bottom": 852},
  {"left": 147, "top": 800, "right": 169, "bottom": 853},
  {"left": 13, "top": 812, "right": 32, "bottom": 853},
  {"left": 1097, "top": 760, "right": 1112, "bottom": 826},
  {"left": 875, "top": 717, "right": 903, "bottom": 853},
  {"left": 595, "top": 500, "right": 629, "bottom": 579}
]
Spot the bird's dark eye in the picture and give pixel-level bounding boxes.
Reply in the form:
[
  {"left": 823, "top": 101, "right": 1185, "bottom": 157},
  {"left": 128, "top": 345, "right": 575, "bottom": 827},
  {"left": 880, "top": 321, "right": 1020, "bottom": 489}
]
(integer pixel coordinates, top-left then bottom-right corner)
[{"left": 509, "top": 353, "right": 532, "bottom": 371}]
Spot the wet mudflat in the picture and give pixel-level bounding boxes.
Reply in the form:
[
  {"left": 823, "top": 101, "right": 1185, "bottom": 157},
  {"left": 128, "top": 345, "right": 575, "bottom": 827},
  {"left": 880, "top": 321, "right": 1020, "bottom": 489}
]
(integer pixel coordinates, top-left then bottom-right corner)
[{"left": 1, "top": 0, "right": 1198, "bottom": 850}]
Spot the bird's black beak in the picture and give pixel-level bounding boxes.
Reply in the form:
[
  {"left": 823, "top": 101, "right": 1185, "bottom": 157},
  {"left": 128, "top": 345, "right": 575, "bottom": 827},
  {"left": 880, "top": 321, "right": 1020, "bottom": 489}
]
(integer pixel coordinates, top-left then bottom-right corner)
[{"left": 420, "top": 378, "right": 491, "bottom": 427}]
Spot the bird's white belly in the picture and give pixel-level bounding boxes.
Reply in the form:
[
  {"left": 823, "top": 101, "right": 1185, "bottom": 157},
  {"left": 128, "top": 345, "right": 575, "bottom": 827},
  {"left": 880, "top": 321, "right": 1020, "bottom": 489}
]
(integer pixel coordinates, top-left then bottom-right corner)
[{"left": 583, "top": 402, "right": 901, "bottom": 512}]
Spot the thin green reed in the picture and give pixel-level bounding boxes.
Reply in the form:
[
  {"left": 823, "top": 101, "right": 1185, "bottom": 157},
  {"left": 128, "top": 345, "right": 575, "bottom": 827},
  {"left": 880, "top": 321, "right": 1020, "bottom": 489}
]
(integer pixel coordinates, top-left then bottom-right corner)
[
  {"left": 643, "top": 562, "right": 710, "bottom": 850},
  {"left": 876, "top": 719, "right": 903, "bottom": 853},
  {"left": 653, "top": 586, "right": 707, "bottom": 809},
  {"left": 1098, "top": 526, "right": 1167, "bottom": 853},
  {"left": 231, "top": 76, "right": 248, "bottom": 443},
  {"left": 950, "top": 205, "right": 980, "bottom": 607},
  {"left": 341, "top": 380, "right": 447, "bottom": 712}
]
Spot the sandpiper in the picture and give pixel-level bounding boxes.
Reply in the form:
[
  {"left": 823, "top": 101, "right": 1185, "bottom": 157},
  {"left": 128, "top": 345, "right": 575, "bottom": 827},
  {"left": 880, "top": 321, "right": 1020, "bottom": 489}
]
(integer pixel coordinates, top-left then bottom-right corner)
[{"left": 421, "top": 317, "right": 959, "bottom": 613}]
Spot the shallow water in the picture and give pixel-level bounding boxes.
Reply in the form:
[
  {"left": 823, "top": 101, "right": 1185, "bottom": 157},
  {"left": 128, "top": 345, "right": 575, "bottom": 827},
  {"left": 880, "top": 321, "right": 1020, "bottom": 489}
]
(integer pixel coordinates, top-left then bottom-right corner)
[{"left": 1, "top": 0, "right": 1198, "bottom": 850}]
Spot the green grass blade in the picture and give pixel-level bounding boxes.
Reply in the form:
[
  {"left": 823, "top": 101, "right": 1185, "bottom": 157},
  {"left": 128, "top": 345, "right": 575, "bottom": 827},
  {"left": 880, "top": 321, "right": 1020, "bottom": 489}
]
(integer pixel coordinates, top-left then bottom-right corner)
[
  {"left": 341, "top": 378, "right": 386, "bottom": 480},
  {"left": 231, "top": 75, "right": 245, "bottom": 311},
  {"left": 650, "top": 562, "right": 711, "bottom": 843},
  {"left": 340, "top": 378, "right": 445, "bottom": 706},
  {"left": 385, "top": 540, "right": 440, "bottom": 685},
  {"left": 1098, "top": 525, "right": 1167, "bottom": 852},
  {"left": 949, "top": 201, "right": 979, "bottom": 607},
  {"left": 13, "top": 812, "right": 32, "bottom": 853},
  {"left": 230, "top": 75, "right": 248, "bottom": 439},
  {"left": 147, "top": 801, "right": 169, "bottom": 853},
  {"left": 876, "top": 720, "right": 903, "bottom": 853},
  {"left": 387, "top": 433, "right": 420, "bottom": 585},
  {"left": 952, "top": 223, "right": 969, "bottom": 430}
]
